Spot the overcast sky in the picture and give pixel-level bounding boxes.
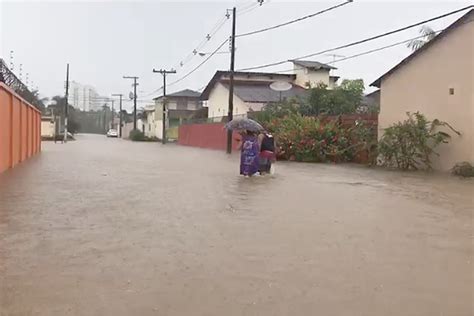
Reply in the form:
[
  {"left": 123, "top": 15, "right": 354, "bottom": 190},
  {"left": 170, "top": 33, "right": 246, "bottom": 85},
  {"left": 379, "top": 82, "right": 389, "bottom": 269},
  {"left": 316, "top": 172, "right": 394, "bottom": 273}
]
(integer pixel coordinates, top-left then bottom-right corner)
[{"left": 1, "top": 0, "right": 471, "bottom": 111}]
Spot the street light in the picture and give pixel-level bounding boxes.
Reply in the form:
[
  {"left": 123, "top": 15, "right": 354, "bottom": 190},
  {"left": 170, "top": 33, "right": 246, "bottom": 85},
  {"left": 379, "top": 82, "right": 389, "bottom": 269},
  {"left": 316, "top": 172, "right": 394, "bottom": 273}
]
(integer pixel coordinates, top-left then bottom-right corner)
[{"left": 198, "top": 48, "right": 236, "bottom": 57}]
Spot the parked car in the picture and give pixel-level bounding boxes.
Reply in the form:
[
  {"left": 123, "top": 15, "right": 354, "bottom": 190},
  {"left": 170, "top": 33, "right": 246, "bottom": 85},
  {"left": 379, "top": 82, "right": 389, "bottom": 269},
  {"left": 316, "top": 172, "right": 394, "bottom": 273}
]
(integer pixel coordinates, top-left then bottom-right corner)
[{"left": 107, "top": 129, "right": 118, "bottom": 138}]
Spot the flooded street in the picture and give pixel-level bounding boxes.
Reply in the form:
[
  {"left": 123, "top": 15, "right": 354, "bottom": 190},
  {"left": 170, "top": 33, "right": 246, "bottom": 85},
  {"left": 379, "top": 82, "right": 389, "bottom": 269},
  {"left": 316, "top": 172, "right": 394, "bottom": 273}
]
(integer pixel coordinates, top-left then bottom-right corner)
[{"left": 0, "top": 134, "right": 472, "bottom": 316}]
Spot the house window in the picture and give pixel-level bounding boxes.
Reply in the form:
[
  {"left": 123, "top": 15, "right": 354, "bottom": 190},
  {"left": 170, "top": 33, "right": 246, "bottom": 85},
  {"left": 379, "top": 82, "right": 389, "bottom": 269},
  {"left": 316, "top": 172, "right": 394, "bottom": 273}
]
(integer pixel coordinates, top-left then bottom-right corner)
[{"left": 449, "top": 88, "right": 455, "bottom": 95}]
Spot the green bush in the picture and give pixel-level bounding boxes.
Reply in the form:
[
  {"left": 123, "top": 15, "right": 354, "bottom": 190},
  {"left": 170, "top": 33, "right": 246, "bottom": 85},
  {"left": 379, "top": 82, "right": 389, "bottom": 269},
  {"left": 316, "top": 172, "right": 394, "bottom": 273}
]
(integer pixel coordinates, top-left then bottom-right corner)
[
  {"left": 378, "top": 112, "right": 460, "bottom": 170},
  {"left": 129, "top": 129, "right": 146, "bottom": 141}
]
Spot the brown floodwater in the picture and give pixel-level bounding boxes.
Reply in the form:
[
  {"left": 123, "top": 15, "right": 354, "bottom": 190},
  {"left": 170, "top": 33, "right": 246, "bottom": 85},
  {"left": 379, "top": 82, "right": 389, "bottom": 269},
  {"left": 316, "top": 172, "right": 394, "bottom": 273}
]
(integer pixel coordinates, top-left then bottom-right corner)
[{"left": 0, "top": 134, "right": 472, "bottom": 315}]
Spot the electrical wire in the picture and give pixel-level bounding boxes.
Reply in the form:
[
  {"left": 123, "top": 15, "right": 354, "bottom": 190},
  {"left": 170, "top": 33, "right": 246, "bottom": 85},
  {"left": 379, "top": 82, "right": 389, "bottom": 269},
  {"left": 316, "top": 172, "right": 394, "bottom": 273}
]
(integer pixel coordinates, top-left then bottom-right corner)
[
  {"left": 237, "top": 2, "right": 260, "bottom": 16},
  {"left": 174, "top": 14, "right": 229, "bottom": 70},
  {"left": 167, "top": 38, "right": 230, "bottom": 88},
  {"left": 236, "top": 0, "right": 352, "bottom": 38},
  {"left": 237, "top": 4, "right": 473, "bottom": 71}
]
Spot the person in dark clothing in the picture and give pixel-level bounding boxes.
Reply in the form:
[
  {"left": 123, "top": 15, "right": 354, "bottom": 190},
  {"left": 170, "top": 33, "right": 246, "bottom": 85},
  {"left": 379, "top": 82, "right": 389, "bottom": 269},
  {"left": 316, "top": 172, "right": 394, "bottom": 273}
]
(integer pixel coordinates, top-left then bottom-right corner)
[{"left": 258, "top": 131, "right": 276, "bottom": 174}]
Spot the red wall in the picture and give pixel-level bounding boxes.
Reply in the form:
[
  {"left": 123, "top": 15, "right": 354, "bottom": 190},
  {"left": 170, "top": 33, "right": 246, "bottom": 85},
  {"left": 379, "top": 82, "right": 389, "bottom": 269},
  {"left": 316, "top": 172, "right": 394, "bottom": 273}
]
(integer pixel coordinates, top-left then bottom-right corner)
[
  {"left": 178, "top": 123, "right": 240, "bottom": 151},
  {"left": 0, "top": 83, "right": 41, "bottom": 173}
]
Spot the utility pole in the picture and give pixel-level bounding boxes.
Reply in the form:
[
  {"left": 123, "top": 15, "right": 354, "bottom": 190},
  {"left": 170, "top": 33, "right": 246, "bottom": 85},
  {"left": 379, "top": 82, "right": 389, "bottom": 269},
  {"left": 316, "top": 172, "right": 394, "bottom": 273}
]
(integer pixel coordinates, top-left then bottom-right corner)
[
  {"left": 112, "top": 94, "right": 123, "bottom": 137},
  {"left": 152, "top": 68, "right": 176, "bottom": 144},
  {"left": 123, "top": 76, "right": 139, "bottom": 130},
  {"left": 226, "top": 7, "right": 236, "bottom": 154},
  {"left": 110, "top": 100, "right": 115, "bottom": 130},
  {"left": 64, "top": 63, "right": 70, "bottom": 143}
]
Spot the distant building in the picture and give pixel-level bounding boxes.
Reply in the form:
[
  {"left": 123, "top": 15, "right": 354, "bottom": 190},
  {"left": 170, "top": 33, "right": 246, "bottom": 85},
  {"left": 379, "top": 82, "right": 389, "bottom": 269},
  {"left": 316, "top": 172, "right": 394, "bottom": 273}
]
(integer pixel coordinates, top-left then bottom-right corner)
[
  {"left": 371, "top": 9, "right": 474, "bottom": 170},
  {"left": 146, "top": 89, "right": 203, "bottom": 140},
  {"left": 201, "top": 60, "right": 338, "bottom": 119},
  {"left": 67, "top": 81, "right": 102, "bottom": 111},
  {"left": 290, "top": 60, "right": 339, "bottom": 88}
]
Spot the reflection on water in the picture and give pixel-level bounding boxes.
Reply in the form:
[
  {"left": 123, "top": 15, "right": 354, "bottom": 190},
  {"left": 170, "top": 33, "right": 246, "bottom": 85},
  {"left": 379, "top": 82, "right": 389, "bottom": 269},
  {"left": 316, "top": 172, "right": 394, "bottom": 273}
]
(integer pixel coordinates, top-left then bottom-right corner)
[{"left": 0, "top": 134, "right": 472, "bottom": 316}]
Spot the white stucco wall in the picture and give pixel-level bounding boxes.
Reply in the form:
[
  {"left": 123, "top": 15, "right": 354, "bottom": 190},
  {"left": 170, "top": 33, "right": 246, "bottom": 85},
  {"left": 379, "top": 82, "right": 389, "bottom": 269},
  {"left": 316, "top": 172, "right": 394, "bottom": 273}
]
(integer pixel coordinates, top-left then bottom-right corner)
[
  {"left": 144, "top": 105, "right": 165, "bottom": 139},
  {"left": 378, "top": 18, "right": 474, "bottom": 170},
  {"left": 293, "top": 66, "right": 331, "bottom": 88},
  {"left": 207, "top": 82, "right": 249, "bottom": 118}
]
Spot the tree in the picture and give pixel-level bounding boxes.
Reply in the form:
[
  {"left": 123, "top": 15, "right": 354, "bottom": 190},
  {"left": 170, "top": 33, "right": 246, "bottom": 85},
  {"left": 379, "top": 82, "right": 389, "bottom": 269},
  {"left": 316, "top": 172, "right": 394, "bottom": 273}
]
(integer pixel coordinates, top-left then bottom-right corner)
[
  {"left": 47, "top": 95, "right": 80, "bottom": 134},
  {"left": 301, "top": 79, "right": 365, "bottom": 116},
  {"left": 407, "top": 26, "right": 436, "bottom": 51}
]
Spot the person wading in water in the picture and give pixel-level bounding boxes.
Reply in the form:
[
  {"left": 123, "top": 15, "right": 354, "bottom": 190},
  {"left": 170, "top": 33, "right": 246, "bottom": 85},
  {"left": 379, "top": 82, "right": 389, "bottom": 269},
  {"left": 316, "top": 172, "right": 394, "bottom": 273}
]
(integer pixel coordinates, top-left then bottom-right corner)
[
  {"left": 258, "top": 131, "right": 276, "bottom": 175},
  {"left": 237, "top": 130, "right": 260, "bottom": 177}
]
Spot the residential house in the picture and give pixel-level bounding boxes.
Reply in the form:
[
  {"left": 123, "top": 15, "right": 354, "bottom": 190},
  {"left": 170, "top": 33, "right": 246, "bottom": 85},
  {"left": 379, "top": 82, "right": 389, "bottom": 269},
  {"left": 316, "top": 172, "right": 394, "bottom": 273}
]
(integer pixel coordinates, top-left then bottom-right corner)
[
  {"left": 291, "top": 60, "right": 339, "bottom": 88},
  {"left": 371, "top": 9, "right": 474, "bottom": 170},
  {"left": 144, "top": 104, "right": 162, "bottom": 139},
  {"left": 148, "top": 89, "right": 202, "bottom": 140},
  {"left": 201, "top": 60, "right": 338, "bottom": 119}
]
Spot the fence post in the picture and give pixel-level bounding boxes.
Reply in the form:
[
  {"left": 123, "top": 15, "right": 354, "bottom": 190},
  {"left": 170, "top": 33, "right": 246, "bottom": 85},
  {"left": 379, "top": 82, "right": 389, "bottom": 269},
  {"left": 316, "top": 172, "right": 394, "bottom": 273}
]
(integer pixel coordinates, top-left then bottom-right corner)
[{"left": 8, "top": 93, "right": 13, "bottom": 168}]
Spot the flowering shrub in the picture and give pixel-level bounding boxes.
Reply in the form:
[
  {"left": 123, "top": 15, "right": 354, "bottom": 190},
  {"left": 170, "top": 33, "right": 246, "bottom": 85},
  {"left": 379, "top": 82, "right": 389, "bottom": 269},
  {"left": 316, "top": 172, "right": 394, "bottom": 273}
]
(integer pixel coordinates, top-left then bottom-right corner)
[{"left": 263, "top": 114, "right": 373, "bottom": 163}]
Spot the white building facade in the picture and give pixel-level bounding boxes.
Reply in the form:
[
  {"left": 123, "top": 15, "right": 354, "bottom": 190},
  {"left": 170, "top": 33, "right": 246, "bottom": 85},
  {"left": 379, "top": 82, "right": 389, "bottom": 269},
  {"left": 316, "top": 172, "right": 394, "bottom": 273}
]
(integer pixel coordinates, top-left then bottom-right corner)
[{"left": 68, "top": 81, "right": 102, "bottom": 111}]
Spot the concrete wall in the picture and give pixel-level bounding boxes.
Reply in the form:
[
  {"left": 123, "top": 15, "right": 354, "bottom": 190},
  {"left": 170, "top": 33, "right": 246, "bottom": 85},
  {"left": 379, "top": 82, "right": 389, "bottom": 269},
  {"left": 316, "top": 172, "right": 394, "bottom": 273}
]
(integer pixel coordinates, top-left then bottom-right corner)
[
  {"left": 41, "top": 117, "right": 56, "bottom": 138},
  {"left": 378, "top": 19, "right": 474, "bottom": 170},
  {"left": 0, "top": 83, "right": 41, "bottom": 173},
  {"left": 121, "top": 119, "right": 145, "bottom": 139},
  {"left": 207, "top": 82, "right": 249, "bottom": 118}
]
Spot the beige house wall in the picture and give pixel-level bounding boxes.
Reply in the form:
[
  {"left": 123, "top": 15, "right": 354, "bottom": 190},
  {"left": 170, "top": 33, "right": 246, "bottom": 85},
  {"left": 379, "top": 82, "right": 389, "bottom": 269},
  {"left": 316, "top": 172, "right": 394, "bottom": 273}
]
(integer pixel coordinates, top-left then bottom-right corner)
[
  {"left": 378, "top": 19, "right": 474, "bottom": 170},
  {"left": 207, "top": 82, "right": 250, "bottom": 118}
]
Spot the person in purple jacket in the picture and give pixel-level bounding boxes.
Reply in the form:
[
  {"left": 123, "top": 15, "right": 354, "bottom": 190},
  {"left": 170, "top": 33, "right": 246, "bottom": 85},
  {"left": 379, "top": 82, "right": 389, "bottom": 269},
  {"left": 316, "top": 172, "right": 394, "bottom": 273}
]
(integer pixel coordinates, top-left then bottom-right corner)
[{"left": 237, "top": 130, "right": 260, "bottom": 177}]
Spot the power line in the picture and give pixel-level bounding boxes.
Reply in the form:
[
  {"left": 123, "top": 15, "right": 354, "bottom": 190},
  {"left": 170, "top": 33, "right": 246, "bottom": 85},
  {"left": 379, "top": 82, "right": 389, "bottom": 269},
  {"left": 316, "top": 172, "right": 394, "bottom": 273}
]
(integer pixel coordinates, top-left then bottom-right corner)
[
  {"left": 167, "top": 38, "right": 230, "bottom": 88},
  {"left": 237, "top": 2, "right": 260, "bottom": 16},
  {"left": 266, "top": 18, "right": 474, "bottom": 76},
  {"left": 237, "top": 4, "right": 473, "bottom": 71},
  {"left": 271, "top": 33, "right": 443, "bottom": 74},
  {"left": 333, "top": 18, "right": 474, "bottom": 64},
  {"left": 174, "top": 1, "right": 267, "bottom": 71},
  {"left": 236, "top": 0, "right": 352, "bottom": 38},
  {"left": 175, "top": 12, "right": 230, "bottom": 70}
]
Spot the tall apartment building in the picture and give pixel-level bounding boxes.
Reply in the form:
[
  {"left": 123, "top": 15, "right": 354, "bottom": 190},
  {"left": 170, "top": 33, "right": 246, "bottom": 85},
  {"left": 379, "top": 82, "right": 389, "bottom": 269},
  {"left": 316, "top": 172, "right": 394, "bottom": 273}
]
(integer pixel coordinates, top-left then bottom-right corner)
[{"left": 68, "top": 81, "right": 102, "bottom": 111}]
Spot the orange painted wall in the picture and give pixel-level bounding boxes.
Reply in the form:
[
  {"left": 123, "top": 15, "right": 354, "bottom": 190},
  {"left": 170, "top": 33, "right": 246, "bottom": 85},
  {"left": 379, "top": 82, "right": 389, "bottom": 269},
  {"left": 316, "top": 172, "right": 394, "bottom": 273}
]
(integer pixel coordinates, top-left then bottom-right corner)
[{"left": 0, "top": 83, "right": 41, "bottom": 173}]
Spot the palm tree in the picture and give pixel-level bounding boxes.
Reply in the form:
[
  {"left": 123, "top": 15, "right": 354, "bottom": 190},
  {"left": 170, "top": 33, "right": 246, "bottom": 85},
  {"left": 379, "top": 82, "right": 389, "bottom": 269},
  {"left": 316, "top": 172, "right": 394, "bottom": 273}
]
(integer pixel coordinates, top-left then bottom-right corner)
[{"left": 407, "top": 26, "right": 437, "bottom": 51}]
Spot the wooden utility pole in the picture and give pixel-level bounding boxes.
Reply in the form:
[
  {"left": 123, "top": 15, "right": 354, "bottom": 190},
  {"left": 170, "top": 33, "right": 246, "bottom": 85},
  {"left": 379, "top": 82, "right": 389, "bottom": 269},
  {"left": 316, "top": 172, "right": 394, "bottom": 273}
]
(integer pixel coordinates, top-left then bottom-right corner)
[
  {"left": 110, "top": 100, "right": 115, "bottom": 130},
  {"left": 226, "top": 7, "right": 236, "bottom": 154},
  {"left": 152, "top": 68, "right": 176, "bottom": 144},
  {"left": 123, "top": 76, "right": 139, "bottom": 130},
  {"left": 112, "top": 94, "right": 123, "bottom": 137},
  {"left": 64, "top": 63, "right": 69, "bottom": 143}
]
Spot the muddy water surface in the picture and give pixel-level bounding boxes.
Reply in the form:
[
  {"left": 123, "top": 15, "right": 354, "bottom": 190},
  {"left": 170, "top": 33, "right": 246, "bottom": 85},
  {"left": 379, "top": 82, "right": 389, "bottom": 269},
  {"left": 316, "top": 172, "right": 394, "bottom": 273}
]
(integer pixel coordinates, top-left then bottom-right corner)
[{"left": 0, "top": 134, "right": 472, "bottom": 315}]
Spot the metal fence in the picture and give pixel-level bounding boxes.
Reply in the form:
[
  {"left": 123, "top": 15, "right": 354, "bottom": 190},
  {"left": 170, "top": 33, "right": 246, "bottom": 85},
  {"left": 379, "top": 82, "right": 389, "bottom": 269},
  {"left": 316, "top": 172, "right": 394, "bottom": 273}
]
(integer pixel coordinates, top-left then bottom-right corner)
[{"left": 0, "top": 59, "right": 43, "bottom": 110}]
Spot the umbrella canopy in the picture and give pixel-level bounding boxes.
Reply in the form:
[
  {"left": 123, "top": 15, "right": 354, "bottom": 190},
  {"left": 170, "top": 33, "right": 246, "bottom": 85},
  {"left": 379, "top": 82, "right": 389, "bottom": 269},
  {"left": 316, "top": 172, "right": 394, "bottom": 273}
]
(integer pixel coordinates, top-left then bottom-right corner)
[{"left": 225, "top": 118, "right": 264, "bottom": 132}]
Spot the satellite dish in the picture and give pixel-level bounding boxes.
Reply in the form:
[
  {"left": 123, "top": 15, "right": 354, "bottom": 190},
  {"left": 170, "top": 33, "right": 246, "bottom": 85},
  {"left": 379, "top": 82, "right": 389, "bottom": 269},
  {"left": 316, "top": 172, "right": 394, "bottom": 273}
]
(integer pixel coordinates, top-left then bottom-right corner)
[
  {"left": 129, "top": 92, "right": 134, "bottom": 100},
  {"left": 270, "top": 81, "right": 292, "bottom": 92}
]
